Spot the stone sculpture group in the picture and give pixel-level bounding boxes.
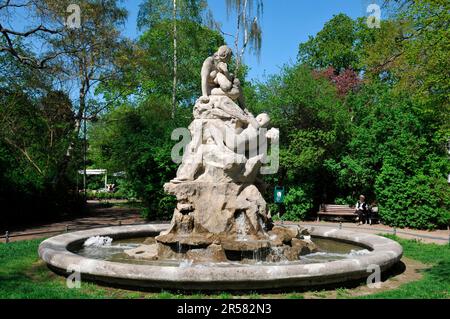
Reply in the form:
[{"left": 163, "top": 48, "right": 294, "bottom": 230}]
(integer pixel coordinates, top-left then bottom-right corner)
[{"left": 126, "top": 46, "right": 316, "bottom": 262}]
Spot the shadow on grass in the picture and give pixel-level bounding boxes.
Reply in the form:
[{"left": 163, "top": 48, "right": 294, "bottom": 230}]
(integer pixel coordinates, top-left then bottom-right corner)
[{"left": 424, "top": 260, "right": 450, "bottom": 283}]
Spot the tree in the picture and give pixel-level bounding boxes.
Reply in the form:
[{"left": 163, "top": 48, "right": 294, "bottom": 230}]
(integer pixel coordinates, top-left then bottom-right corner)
[
  {"left": 362, "top": 0, "right": 450, "bottom": 137},
  {"left": 91, "top": 6, "right": 224, "bottom": 219},
  {"left": 89, "top": 98, "right": 185, "bottom": 220},
  {"left": 99, "top": 20, "right": 223, "bottom": 111},
  {"left": 172, "top": 0, "right": 177, "bottom": 119},
  {"left": 330, "top": 81, "right": 449, "bottom": 229},
  {"left": 249, "top": 64, "right": 351, "bottom": 214},
  {"left": 0, "top": 86, "right": 83, "bottom": 228},
  {"left": 298, "top": 14, "right": 361, "bottom": 72},
  {"left": 0, "top": 0, "right": 66, "bottom": 69},
  {"left": 221, "top": 0, "right": 264, "bottom": 71},
  {"left": 137, "top": 0, "right": 211, "bottom": 118},
  {"left": 252, "top": 4, "right": 449, "bottom": 229},
  {"left": 38, "top": 1, "right": 128, "bottom": 185}
]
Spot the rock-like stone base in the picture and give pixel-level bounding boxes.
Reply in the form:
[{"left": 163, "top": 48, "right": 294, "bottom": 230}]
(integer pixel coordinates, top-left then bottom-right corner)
[
  {"left": 140, "top": 170, "right": 318, "bottom": 263},
  {"left": 124, "top": 224, "right": 317, "bottom": 263},
  {"left": 158, "top": 182, "right": 272, "bottom": 245}
]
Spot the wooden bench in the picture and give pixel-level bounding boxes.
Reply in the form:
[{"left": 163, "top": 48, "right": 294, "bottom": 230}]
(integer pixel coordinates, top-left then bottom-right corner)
[
  {"left": 317, "top": 204, "right": 357, "bottom": 222},
  {"left": 317, "top": 204, "right": 380, "bottom": 224}
]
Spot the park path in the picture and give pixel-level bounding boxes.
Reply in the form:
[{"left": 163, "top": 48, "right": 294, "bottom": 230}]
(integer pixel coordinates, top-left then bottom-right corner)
[
  {"left": 280, "top": 221, "right": 450, "bottom": 245},
  {"left": 1, "top": 200, "right": 146, "bottom": 243},
  {"left": 1, "top": 203, "right": 449, "bottom": 245}
]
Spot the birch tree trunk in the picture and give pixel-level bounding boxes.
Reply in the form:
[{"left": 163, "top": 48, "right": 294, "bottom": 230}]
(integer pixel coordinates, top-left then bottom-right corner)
[{"left": 172, "top": 0, "right": 178, "bottom": 119}]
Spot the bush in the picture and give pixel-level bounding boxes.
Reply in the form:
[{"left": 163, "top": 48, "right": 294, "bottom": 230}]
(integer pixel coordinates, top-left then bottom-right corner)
[
  {"left": 375, "top": 164, "right": 450, "bottom": 230},
  {"left": 281, "top": 186, "right": 313, "bottom": 221},
  {"left": 334, "top": 196, "right": 356, "bottom": 206}
]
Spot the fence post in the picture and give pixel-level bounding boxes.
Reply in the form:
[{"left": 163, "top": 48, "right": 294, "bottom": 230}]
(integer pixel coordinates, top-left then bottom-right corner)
[{"left": 5, "top": 231, "right": 9, "bottom": 244}]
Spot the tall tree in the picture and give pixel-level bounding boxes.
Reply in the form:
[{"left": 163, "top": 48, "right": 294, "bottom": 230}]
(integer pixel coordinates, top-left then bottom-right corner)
[
  {"left": 42, "top": 1, "right": 128, "bottom": 183},
  {"left": 0, "top": 0, "right": 66, "bottom": 69},
  {"left": 222, "top": 0, "right": 263, "bottom": 71},
  {"left": 1, "top": 0, "right": 128, "bottom": 183},
  {"left": 298, "top": 14, "right": 364, "bottom": 73},
  {"left": 172, "top": 0, "right": 177, "bottom": 119},
  {"left": 138, "top": 0, "right": 210, "bottom": 118}
]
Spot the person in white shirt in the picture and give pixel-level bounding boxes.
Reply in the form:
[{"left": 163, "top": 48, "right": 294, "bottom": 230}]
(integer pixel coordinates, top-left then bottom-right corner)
[{"left": 355, "top": 195, "right": 369, "bottom": 225}]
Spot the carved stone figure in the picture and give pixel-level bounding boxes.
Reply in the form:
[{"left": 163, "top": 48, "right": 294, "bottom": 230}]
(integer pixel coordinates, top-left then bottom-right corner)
[{"left": 125, "top": 46, "right": 315, "bottom": 263}]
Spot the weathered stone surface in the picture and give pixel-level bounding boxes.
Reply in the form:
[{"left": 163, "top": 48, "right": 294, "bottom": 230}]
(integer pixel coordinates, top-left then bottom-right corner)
[
  {"left": 220, "top": 238, "right": 272, "bottom": 251},
  {"left": 124, "top": 244, "right": 159, "bottom": 260},
  {"left": 143, "top": 237, "right": 156, "bottom": 245},
  {"left": 157, "top": 182, "right": 271, "bottom": 245},
  {"left": 265, "top": 238, "right": 317, "bottom": 262},
  {"left": 186, "top": 244, "right": 227, "bottom": 263},
  {"left": 292, "top": 237, "right": 317, "bottom": 254},
  {"left": 39, "top": 224, "right": 404, "bottom": 290},
  {"left": 151, "top": 45, "right": 310, "bottom": 261},
  {"left": 268, "top": 226, "right": 299, "bottom": 244},
  {"left": 157, "top": 232, "right": 217, "bottom": 246}
]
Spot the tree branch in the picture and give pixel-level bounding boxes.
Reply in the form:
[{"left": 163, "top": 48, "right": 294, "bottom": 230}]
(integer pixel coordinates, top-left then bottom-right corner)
[{"left": 3, "top": 137, "right": 44, "bottom": 175}]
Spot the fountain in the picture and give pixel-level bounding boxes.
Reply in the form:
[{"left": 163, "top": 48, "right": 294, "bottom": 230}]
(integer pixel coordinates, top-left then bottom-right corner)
[{"left": 39, "top": 46, "right": 402, "bottom": 291}]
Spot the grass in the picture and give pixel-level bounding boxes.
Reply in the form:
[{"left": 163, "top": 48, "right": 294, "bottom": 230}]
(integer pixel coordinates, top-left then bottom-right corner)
[
  {"left": 357, "top": 235, "right": 450, "bottom": 299},
  {"left": 0, "top": 236, "right": 449, "bottom": 299}
]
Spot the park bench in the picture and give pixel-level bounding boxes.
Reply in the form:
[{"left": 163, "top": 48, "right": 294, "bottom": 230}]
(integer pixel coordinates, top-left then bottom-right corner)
[
  {"left": 317, "top": 204, "right": 357, "bottom": 222},
  {"left": 316, "top": 204, "right": 380, "bottom": 224}
]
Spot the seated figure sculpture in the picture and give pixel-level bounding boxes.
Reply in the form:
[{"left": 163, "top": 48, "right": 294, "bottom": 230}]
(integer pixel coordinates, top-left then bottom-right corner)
[
  {"left": 172, "top": 45, "right": 277, "bottom": 183},
  {"left": 200, "top": 45, "right": 243, "bottom": 103}
]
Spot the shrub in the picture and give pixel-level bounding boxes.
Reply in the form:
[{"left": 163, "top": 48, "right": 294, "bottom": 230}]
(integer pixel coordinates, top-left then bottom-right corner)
[
  {"left": 282, "top": 186, "right": 313, "bottom": 221},
  {"left": 375, "top": 164, "right": 450, "bottom": 230}
]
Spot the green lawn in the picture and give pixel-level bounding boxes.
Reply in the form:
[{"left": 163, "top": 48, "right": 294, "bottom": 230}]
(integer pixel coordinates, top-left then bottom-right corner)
[
  {"left": 0, "top": 236, "right": 448, "bottom": 299},
  {"left": 358, "top": 235, "right": 450, "bottom": 299}
]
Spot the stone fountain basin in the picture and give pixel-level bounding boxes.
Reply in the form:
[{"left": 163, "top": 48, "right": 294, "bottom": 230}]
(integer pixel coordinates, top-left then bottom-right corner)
[{"left": 38, "top": 224, "right": 403, "bottom": 291}]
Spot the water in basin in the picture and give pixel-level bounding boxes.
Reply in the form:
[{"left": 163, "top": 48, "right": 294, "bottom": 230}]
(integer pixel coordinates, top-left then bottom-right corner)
[{"left": 74, "top": 236, "right": 370, "bottom": 267}]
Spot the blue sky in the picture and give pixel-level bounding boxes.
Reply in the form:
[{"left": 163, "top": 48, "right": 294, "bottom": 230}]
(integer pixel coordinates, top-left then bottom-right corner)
[{"left": 122, "top": 0, "right": 375, "bottom": 81}]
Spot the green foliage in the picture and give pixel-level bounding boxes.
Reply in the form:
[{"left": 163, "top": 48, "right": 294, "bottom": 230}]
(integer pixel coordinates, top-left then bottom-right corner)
[
  {"left": 326, "top": 81, "right": 450, "bottom": 229},
  {"left": 375, "top": 166, "right": 450, "bottom": 229},
  {"left": 282, "top": 186, "right": 313, "bottom": 221},
  {"left": 90, "top": 13, "right": 224, "bottom": 221},
  {"left": 136, "top": 20, "right": 223, "bottom": 105},
  {"left": 250, "top": 64, "right": 351, "bottom": 209},
  {"left": 0, "top": 87, "right": 83, "bottom": 228},
  {"left": 270, "top": 4, "right": 450, "bottom": 229},
  {"left": 89, "top": 98, "right": 182, "bottom": 220},
  {"left": 334, "top": 196, "right": 355, "bottom": 206},
  {"left": 101, "top": 6, "right": 224, "bottom": 109},
  {"left": 298, "top": 14, "right": 365, "bottom": 72}
]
